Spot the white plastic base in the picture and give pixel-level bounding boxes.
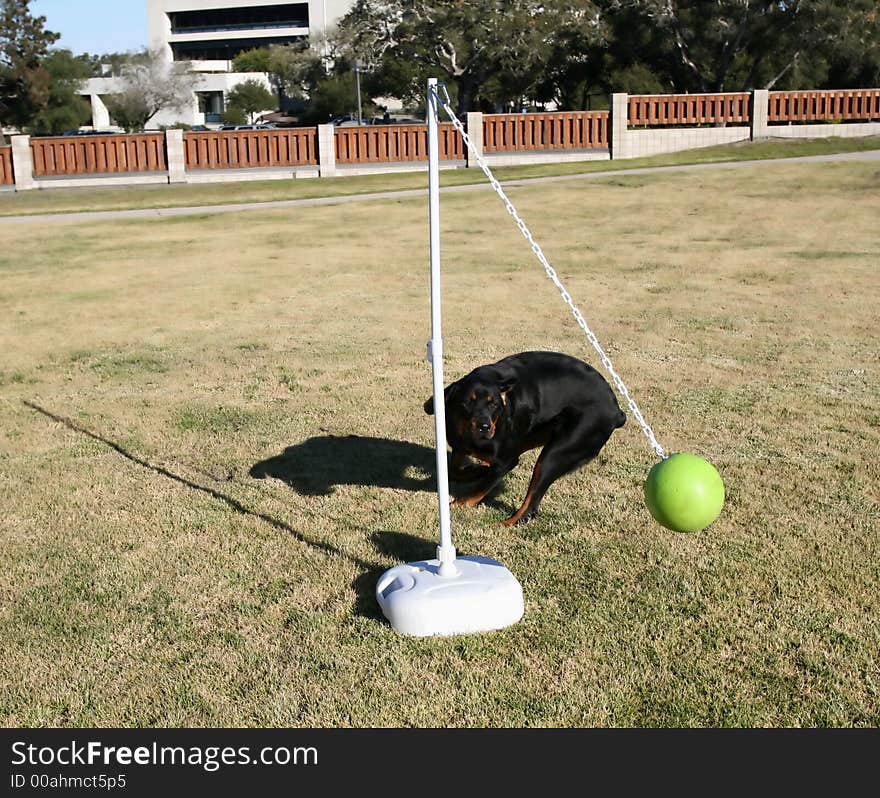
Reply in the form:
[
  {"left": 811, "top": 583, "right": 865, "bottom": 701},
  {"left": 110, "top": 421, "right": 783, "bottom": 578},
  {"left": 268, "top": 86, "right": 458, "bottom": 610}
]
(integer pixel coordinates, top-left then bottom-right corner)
[{"left": 376, "top": 555, "right": 524, "bottom": 637}]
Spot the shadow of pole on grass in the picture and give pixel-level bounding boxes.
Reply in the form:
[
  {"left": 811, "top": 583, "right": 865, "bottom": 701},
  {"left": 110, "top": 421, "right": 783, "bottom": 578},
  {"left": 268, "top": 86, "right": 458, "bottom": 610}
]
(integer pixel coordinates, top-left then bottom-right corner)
[
  {"left": 22, "top": 400, "right": 379, "bottom": 569},
  {"left": 22, "top": 401, "right": 441, "bottom": 626}
]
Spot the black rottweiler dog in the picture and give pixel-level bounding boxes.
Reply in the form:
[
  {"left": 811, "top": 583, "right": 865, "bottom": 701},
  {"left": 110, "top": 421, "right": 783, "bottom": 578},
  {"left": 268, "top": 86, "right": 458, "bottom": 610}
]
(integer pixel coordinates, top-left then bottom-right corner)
[{"left": 424, "top": 351, "right": 626, "bottom": 525}]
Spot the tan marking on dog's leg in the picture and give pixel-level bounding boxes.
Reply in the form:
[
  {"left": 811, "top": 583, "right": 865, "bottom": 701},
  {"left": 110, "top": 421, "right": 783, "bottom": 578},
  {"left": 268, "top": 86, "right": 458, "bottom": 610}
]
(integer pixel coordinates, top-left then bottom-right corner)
[
  {"left": 501, "top": 463, "right": 542, "bottom": 526},
  {"left": 452, "top": 485, "right": 496, "bottom": 508}
]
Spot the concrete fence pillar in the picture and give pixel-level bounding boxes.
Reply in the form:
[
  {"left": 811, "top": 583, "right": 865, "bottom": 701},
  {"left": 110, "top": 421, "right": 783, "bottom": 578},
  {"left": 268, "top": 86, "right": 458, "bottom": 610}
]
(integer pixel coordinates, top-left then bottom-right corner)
[
  {"left": 610, "top": 93, "right": 628, "bottom": 160},
  {"left": 11, "top": 135, "right": 34, "bottom": 190},
  {"left": 751, "top": 89, "right": 769, "bottom": 140},
  {"left": 465, "top": 112, "right": 483, "bottom": 167},
  {"left": 317, "top": 124, "right": 336, "bottom": 177},
  {"left": 165, "top": 128, "right": 186, "bottom": 184}
]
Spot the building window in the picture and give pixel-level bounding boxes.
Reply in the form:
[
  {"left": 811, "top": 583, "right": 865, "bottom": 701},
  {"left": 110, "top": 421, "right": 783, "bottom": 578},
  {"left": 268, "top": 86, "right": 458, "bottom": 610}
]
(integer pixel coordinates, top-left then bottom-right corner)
[
  {"left": 171, "top": 35, "right": 306, "bottom": 62},
  {"left": 168, "top": 4, "right": 309, "bottom": 34},
  {"left": 196, "top": 91, "right": 224, "bottom": 123}
]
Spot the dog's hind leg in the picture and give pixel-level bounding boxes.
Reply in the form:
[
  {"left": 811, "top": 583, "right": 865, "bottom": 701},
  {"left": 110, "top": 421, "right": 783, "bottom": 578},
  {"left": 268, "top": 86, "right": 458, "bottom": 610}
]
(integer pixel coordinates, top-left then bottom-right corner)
[{"left": 501, "top": 422, "right": 614, "bottom": 526}]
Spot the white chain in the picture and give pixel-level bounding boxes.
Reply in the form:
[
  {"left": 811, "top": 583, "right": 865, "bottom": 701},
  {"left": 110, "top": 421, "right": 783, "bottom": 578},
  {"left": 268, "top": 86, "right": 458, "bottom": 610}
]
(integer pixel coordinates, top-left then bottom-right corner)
[{"left": 434, "top": 85, "right": 667, "bottom": 461}]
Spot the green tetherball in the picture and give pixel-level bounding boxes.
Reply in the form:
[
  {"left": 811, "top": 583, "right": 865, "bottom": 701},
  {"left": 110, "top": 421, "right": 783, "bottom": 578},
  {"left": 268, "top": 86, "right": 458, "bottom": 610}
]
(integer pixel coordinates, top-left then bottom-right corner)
[{"left": 644, "top": 453, "right": 725, "bottom": 532}]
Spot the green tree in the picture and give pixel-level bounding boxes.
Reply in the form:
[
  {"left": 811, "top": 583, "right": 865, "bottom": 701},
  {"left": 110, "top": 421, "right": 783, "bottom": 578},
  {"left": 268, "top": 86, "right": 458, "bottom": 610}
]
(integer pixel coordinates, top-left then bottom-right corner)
[
  {"left": 340, "top": 0, "right": 505, "bottom": 112},
  {"left": 340, "top": 0, "right": 880, "bottom": 111},
  {"left": 0, "top": 0, "right": 59, "bottom": 135},
  {"left": 233, "top": 42, "right": 324, "bottom": 108},
  {"left": 224, "top": 78, "right": 276, "bottom": 123},
  {"left": 805, "top": 0, "right": 880, "bottom": 89},
  {"left": 613, "top": 0, "right": 880, "bottom": 93},
  {"left": 339, "top": 0, "right": 604, "bottom": 113},
  {"left": 78, "top": 52, "right": 139, "bottom": 78},
  {"left": 221, "top": 105, "right": 247, "bottom": 125},
  {"left": 297, "top": 71, "right": 379, "bottom": 124},
  {"left": 103, "top": 49, "right": 199, "bottom": 131},
  {"left": 526, "top": 1, "right": 615, "bottom": 110},
  {"left": 28, "top": 49, "right": 91, "bottom": 135}
]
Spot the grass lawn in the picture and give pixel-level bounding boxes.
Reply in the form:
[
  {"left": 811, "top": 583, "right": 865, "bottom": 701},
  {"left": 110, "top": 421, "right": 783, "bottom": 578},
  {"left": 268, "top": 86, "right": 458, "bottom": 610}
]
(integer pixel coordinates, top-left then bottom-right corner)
[
  {"left": 0, "top": 156, "right": 878, "bottom": 727},
  {"left": 0, "top": 135, "right": 877, "bottom": 218}
]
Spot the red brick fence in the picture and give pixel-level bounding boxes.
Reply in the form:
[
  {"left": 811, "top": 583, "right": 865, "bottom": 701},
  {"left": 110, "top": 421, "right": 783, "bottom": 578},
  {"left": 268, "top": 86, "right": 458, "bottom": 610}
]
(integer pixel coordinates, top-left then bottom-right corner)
[
  {"left": 183, "top": 127, "right": 317, "bottom": 169},
  {"left": 768, "top": 89, "right": 880, "bottom": 123},
  {"left": 0, "top": 146, "right": 12, "bottom": 185},
  {"left": 611, "top": 87, "right": 880, "bottom": 159},
  {"left": 29, "top": 132, "right": 167, "bottom": 177},
  {"left": 625, "top": 88, "right": 880, "bottom": 128},
  {"left": 2, "top": 87, "right": 877, "bottom": 189},
  {"left": 335, "top": 123, "right": 463, "bottom": 163},
  {"left": 482, "top": 111, "right": 608, "bottom": 151},
  {"left": 628, "top": 92, "right": 751, "bottom": 127}
]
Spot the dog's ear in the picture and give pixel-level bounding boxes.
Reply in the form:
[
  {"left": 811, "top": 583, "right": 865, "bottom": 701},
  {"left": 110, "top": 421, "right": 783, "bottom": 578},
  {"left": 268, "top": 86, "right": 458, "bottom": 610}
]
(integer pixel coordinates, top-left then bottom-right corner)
[
  {"left": 494, "top": 367, "right": 517, "bottom": 406},
  {"left": 424, "top": 380, "right": 461, "bottom": 416},
  {"left": 499, "top": 377, "right": 517, "bottom": 406}
]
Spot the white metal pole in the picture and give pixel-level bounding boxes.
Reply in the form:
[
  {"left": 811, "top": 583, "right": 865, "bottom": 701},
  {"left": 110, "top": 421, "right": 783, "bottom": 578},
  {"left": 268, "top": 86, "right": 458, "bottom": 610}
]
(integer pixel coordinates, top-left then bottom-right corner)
[{"left": 427, "top": 78, "right": 457, "bottom": 577}]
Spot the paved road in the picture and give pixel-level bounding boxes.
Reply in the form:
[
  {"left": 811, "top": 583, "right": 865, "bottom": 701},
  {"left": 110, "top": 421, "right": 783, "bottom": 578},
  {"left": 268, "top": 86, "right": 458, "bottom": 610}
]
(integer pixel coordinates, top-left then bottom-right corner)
[{"left": 1, "top": 149, "right": 878, "bottom": 226}]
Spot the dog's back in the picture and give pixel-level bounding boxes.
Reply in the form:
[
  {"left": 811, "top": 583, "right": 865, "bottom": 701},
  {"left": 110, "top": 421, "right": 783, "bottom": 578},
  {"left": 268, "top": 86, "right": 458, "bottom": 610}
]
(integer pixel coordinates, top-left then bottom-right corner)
[{"left": 485, "top": 351, "right": 626, "bottom": 429}]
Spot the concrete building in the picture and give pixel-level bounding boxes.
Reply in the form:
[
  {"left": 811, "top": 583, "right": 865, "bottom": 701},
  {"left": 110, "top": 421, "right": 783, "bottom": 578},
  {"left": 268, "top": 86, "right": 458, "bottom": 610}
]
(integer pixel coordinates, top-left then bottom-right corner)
[
  {"left": 83, "top": 0, "right": 354, "bottom": 130},
  {"left": 147, "top": 0, "right": 351, "bottom": 64}
]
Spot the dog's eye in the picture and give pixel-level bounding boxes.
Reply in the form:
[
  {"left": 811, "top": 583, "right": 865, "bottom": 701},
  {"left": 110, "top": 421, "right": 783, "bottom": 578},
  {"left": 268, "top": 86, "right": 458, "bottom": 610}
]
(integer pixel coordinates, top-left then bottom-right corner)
[{"left": 487, "top": 396, "right": 495, "bottom": 405}]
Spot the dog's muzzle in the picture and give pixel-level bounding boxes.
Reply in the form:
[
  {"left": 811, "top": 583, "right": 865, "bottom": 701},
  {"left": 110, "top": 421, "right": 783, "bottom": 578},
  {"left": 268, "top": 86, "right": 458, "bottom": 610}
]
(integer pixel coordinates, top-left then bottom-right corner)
[{"left": 474, "top": 420, "right": 495, "bottom": 440}]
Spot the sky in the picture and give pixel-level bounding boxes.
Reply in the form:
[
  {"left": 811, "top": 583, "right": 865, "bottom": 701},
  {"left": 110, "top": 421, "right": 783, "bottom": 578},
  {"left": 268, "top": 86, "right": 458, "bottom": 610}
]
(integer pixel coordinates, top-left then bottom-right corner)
[{"left": 31, "top": 0, "right": 148, "bottom": 56}]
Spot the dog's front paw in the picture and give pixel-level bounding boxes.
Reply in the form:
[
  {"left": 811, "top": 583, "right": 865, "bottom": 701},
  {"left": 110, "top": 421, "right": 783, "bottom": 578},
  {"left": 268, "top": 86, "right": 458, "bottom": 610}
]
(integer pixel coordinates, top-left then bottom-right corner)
[
  {"left": 451, "top": 495, "right": 481, "bottom": 508},
  {"left": 501, "top": 509, "right": 538, "bottom": 527}
]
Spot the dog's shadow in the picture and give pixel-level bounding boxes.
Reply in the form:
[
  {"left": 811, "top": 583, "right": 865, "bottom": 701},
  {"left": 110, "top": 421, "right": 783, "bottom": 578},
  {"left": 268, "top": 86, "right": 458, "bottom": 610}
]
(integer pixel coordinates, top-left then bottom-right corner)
[
  {"left": 250, "top": 435, "right": 437, "bottom": 496},
  {"left": 250, "top": 434, "right": 515, "bottom": 514}
]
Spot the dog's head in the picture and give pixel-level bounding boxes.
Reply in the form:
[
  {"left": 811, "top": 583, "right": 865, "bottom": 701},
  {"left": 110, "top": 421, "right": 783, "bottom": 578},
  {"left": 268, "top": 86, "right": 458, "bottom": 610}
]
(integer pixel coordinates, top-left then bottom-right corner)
[{"left": 424, "top": 369, "right": 516, "bottom": 444}]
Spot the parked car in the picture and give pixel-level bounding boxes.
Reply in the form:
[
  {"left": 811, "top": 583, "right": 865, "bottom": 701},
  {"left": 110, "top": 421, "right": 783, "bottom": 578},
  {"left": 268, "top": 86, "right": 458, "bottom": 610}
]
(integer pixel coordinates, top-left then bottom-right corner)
[
  {"left": 59, "top": 128, "right": 121, "bottom": 136},
  {"left": 328, "top": 114, "right": 362, "bottom": 127},
  {"left": 258, "top": 112, "right": 301, "bottom": 128},
  {"left": 219, "top": 123, "right": 277, "bottom": 131},
  {"left": 370, "top": 116, "right": 423, "bottom": 126}
]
